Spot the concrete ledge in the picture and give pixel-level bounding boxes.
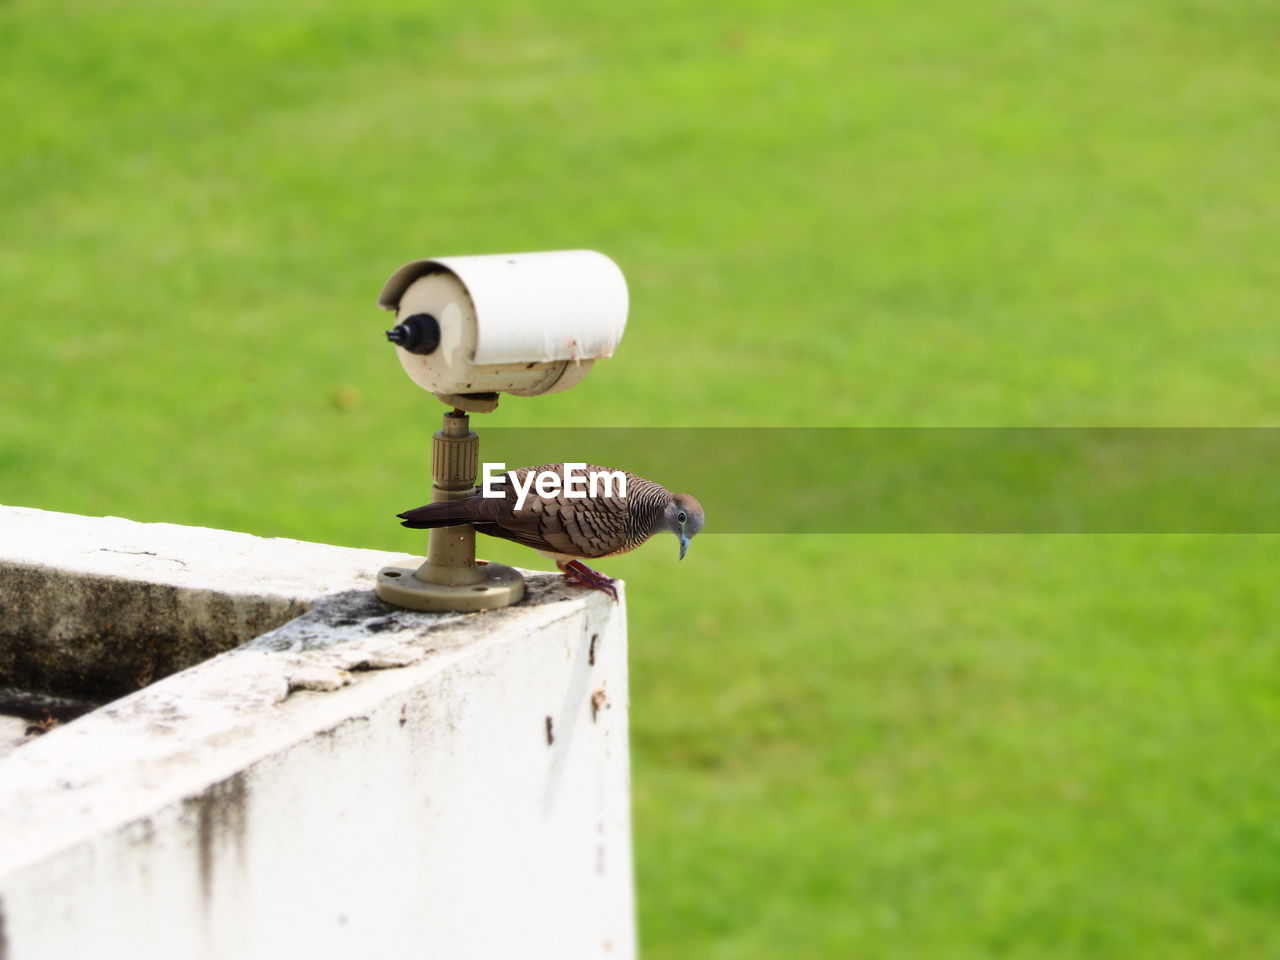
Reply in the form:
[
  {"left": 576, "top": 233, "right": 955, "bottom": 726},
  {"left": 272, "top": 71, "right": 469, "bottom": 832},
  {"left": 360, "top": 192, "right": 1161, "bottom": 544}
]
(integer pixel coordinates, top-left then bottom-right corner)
[
  {"left": 0, "top": 506, "right": 634, "bottom": 960},
  {"left": 0, "top": 506, "right": 414, "bottom": 702}
]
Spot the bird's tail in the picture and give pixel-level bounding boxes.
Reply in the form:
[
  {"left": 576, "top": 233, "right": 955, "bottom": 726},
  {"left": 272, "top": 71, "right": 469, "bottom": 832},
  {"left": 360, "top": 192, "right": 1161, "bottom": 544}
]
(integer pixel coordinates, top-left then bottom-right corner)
[{"left": 396, "top": 500, "right": 476, "bottom": 529}]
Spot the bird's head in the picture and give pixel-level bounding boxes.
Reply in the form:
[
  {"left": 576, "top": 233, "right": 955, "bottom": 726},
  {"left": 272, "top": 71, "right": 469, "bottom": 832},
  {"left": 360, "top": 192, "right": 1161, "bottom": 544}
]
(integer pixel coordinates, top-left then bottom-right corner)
[{"left": 665, "top": 493, "right": 705, "bottom": 560}]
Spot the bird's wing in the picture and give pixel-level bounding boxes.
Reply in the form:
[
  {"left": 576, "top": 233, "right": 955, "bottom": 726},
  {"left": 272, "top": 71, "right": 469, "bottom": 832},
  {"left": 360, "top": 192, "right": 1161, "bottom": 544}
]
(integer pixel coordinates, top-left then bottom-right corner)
[{"left": 472, "top": 464, "right": 633, "bottom": 560}]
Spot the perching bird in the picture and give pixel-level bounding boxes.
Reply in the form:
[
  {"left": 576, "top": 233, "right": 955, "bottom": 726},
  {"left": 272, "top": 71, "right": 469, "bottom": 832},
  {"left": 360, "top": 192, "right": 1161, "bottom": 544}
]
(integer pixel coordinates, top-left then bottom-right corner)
[{"left": 397, "top": 463, "right": 705, "bottom": 600}]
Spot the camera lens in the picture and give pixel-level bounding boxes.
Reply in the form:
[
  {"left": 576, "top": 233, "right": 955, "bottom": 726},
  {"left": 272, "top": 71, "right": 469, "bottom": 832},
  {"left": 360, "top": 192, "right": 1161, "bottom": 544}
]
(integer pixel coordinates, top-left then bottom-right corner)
[{"left": 385, "top": 314, "right": 441, "bottom": 355}]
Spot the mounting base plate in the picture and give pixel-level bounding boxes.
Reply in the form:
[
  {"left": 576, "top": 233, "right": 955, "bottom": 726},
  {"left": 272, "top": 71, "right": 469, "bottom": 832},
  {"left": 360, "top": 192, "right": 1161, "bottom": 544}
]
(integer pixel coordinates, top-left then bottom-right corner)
[{"left": 375, "top": 560, "right": 525, "bottom": 612}]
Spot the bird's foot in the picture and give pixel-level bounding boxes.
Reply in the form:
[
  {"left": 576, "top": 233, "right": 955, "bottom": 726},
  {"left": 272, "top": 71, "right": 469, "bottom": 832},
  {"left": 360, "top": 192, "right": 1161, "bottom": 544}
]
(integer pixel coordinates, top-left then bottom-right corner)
[{"left": 558, "top": 560, "right": 619, "bottom": 603}]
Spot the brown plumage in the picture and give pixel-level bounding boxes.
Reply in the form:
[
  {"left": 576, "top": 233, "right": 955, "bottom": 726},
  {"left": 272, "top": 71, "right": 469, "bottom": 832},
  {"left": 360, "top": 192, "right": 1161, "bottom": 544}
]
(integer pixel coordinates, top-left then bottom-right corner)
[{"left": 396, "top": 463, "right": 705, "bottom": 599}]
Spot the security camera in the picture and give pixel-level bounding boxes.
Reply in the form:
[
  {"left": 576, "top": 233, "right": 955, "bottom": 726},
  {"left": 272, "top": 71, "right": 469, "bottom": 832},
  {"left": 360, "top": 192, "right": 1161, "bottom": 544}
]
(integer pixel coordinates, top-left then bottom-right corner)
[
  {"left": 380, "top": 250, "right": 628, "bottom": 411},
  {"left": 375, "top": 249, "right": 629, "bottom": 613}
]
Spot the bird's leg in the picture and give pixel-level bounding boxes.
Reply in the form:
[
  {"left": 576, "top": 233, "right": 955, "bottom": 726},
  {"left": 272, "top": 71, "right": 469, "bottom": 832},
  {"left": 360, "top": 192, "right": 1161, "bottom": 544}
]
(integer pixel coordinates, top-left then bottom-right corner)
[
  {"left": 557, "top": 560, "right": 619, "bottom": 603},
  {"left": 557, "top": 561, "right": 601, "bottom": 594}
]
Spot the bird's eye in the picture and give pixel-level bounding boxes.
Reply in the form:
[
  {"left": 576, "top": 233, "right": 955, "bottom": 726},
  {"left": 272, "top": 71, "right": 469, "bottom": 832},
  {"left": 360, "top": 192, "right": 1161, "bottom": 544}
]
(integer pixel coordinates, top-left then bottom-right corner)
[{"left": 677, "top": 512, "right": 687, "bottom": 523}]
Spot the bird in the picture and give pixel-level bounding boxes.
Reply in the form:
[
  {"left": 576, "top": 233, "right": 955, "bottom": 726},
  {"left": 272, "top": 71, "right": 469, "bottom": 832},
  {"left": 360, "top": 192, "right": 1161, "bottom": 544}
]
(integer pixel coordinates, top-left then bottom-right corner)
[{"left": 396, "top": 463, "right": 705, "bottom": 601}]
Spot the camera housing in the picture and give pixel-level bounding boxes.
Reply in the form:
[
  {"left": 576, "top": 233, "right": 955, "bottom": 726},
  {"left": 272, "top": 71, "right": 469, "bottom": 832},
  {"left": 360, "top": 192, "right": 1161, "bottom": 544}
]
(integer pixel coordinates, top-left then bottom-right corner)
[{"left": 380, "top": 250, "right": 628, "bottom": 411}]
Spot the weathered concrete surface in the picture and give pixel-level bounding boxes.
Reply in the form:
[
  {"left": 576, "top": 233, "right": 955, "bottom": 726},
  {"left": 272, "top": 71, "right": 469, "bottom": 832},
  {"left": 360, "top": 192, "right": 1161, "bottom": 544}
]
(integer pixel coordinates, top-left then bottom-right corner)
[
  {"left": 0, "top": 507, "right": 635, "bottom": 960},
  {"left": 0, "top": 716, "right": 31, "bottom": 760},
  {"left": 0, "top": 505, "right": 412, "bottom": 701}
]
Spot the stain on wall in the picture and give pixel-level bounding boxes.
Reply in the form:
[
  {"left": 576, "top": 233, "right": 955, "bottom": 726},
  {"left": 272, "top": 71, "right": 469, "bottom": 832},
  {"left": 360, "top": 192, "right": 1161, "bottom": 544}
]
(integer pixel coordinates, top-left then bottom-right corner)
[{"left": 184, "top": 772, "right": 250, "bottom": 905}]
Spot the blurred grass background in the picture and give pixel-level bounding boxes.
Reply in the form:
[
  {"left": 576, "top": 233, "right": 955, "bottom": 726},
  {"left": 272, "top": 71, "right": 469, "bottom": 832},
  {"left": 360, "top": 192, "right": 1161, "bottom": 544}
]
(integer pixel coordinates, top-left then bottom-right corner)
[{"left": 3, "top": 0, "right": 1279, "bottom": 955}]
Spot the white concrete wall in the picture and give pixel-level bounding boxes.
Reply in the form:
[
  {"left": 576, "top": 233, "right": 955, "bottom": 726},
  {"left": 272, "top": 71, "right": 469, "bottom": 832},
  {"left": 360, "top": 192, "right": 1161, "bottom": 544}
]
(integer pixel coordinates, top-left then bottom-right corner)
[{"left": 0, "top": 507, "right": 634, "bottom": 960}]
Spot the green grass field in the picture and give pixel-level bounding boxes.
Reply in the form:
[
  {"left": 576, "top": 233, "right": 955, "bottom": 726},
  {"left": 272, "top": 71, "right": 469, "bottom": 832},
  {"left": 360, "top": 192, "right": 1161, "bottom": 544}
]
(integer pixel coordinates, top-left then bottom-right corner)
[{"left": 4, "top": 0, "right": 1279, "bottom": 955}]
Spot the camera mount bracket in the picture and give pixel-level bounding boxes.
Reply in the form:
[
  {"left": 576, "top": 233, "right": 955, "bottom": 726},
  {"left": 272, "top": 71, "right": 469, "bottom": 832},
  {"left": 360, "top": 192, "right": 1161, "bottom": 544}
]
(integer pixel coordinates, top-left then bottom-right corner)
[{"left": 375, "top": 407, "right": 525, "bottom": 612}]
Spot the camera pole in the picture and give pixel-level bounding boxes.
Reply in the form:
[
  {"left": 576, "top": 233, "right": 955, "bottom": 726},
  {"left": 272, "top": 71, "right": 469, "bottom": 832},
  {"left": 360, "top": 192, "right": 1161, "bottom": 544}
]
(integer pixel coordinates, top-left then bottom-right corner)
[{"left": 376, "top": 405, "right": 525, "bottom": 612}]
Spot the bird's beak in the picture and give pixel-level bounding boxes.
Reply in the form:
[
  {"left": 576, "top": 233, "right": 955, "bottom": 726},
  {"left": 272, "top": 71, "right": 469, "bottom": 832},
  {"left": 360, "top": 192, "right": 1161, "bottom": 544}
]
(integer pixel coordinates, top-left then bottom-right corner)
[{"left": 679, "top": 534, "right": 690, "bottom": 561}]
